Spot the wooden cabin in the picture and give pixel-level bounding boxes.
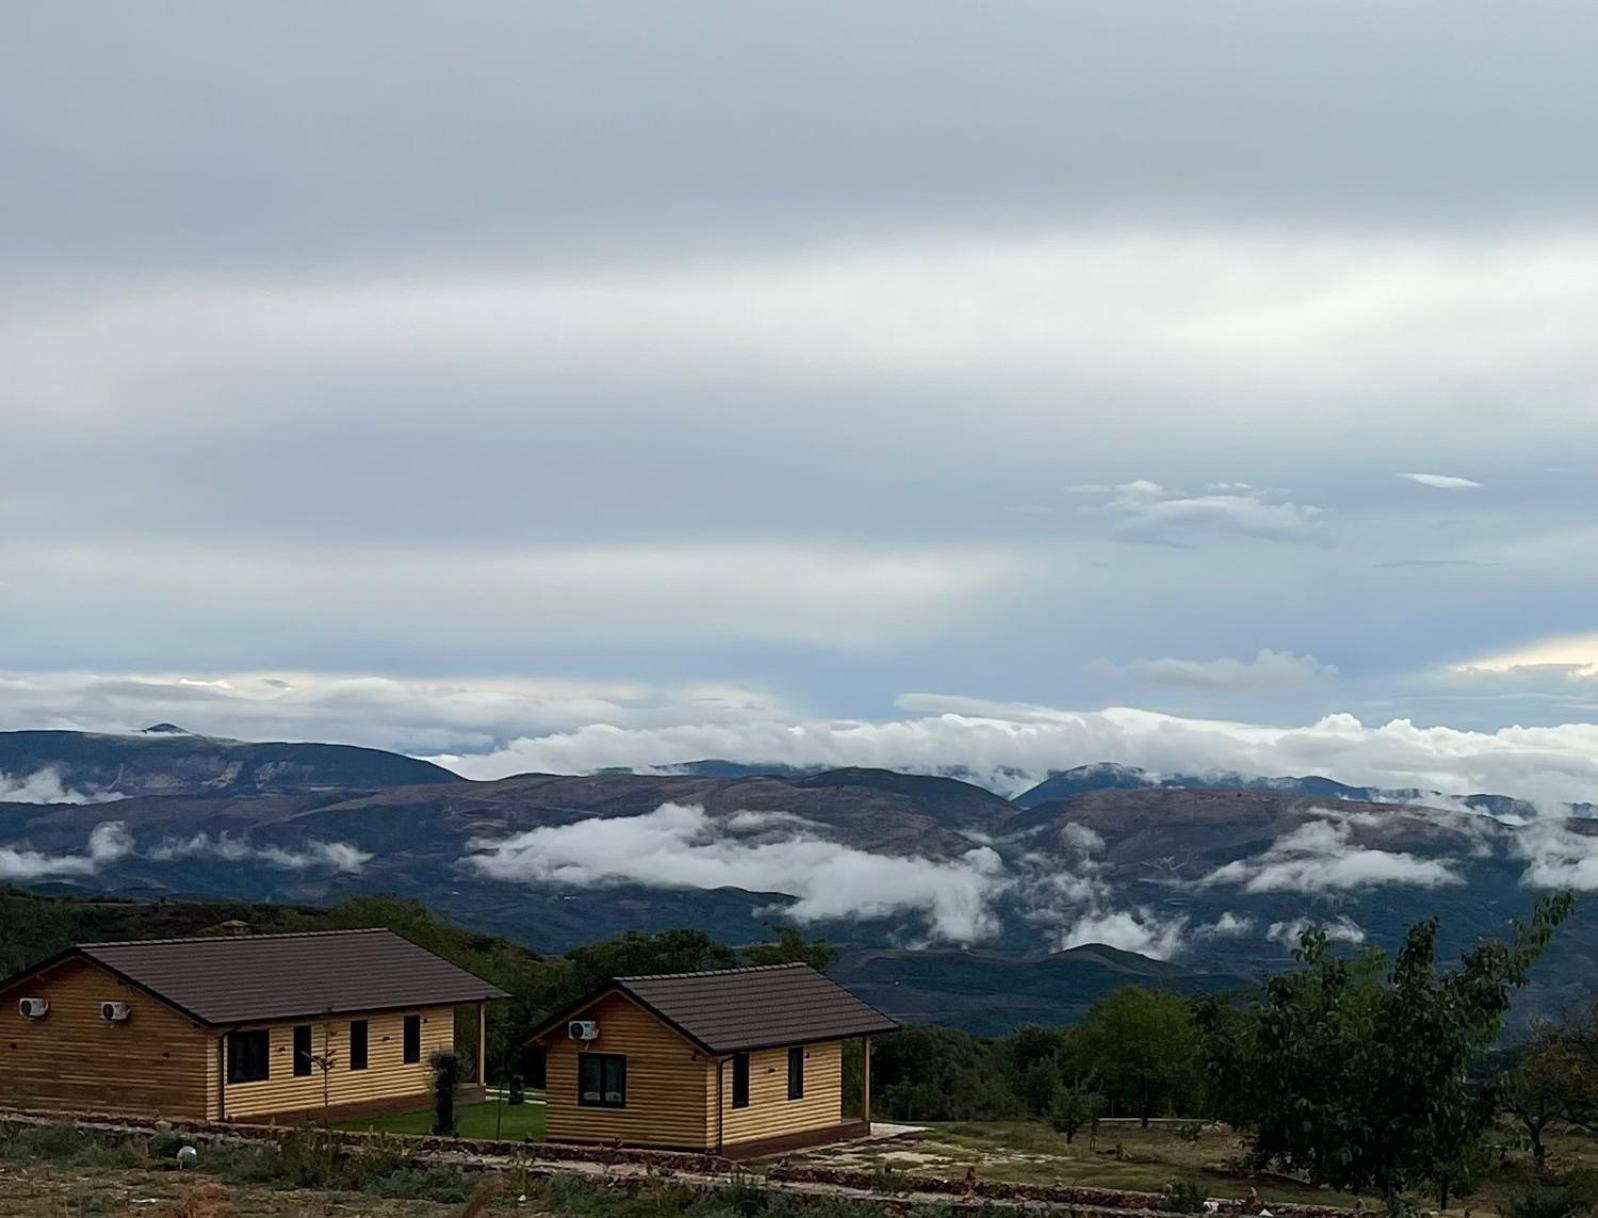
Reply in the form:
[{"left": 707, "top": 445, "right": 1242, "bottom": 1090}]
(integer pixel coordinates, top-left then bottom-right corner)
[
  {"left": 530, "top": 962, "right": 900, "bottom": 1157},
  {"left": 0, "top": 928, "right": 507, "bottom": 1123}
]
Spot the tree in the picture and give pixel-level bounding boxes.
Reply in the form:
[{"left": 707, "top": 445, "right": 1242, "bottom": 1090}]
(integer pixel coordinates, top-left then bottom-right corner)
[
  {"left": 430, "top": 1049, "right": 473, "bottom": 1136},
  {"left": 1538, "top": 1001, "right": 1598, "bottom": 1136},
  {"left": 740, "top": 929, "right": 840, "bottom": 972},
  {"left": 566, "top": 929, "right": 736, "bottom": 993},
  {"left": 1501, "top": 1038, "right": 1568, "bottom": 1169},
  {"left": 305, "top": 1020, "right": 339, "bottom": 1125},
  {"left": 1196, "top": 895, "right": 1574, "bottom": 1207},
  {"left": 1076, "top": 987, "right": 1202, "bottom": 1126},
  {"left": 1048, "top": 1078, "right": 1104, "bottom": 1144}
]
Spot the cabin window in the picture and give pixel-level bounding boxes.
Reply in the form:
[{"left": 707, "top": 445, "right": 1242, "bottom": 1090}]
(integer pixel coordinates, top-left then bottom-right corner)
[
  {"left": 731, "top": 1051, "right": 750, "bottom": 1108},
  {"left": 787, "top": 1046, "right": 805, "bottom": 1100},
  {"left": 578, "top": 1052, "right": 627, "bottom": 1108},
  {"left": 349, "top": 1020, "right": 369, "bottom": 1071},
  {"left": 403, "top": 1014, "right": 421, "bottom": 1064},
  {"left": 226, "top": 1030, "right": 270, "bottom": 1083},
  {"left": 293, "top": 1025, "right": 313, "bottom": 1077}
]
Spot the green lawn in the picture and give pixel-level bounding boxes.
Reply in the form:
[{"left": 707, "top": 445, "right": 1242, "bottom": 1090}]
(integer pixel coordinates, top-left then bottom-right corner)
[{"left": 337, "top": 1098, "right": 546, "bottom": 1142}]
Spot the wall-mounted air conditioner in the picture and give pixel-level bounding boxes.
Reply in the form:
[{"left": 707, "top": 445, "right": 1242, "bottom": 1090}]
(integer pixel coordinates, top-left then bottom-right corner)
[
  {"left": 101, "top": 1001, "right": 131, "bottom": 1023},
  {"left": 17, "top": 997, "right": 48, "bottom": 1019},
  {"left": 568, "top": 1020, "right": 600, "bottom": 1041}
]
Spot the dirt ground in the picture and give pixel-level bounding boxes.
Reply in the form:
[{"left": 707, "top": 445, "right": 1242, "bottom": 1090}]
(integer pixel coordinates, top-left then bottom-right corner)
[
  {"left": 0, "top": 1162, "right": 493, "bottom": 1218},
  {"left": 782, "top": 1120, "right": 1352, "bottom": 1208}
]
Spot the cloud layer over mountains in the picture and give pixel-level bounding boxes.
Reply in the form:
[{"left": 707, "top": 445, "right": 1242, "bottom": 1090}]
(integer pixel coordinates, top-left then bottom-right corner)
[{"left": 0, "top": 822, "right": 370, "bottom": 882}]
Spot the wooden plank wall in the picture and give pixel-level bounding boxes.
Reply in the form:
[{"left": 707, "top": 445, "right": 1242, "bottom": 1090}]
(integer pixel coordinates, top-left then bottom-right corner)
[
  {"left": 0, "top": 958, "right": 210, "bottom": 1118},
  {"left": 543, "top": 991, "right": 713, "bottom": 1150},
  {"left": 220, "top": 1005, "right": 453, "bottom": 1120},
  {"left": 719, "top": 1039, "right": 843, "bottom": 1148}
]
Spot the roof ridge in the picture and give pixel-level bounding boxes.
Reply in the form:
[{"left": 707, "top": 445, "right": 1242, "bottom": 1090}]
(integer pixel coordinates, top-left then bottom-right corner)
[
  {"left": 78, "top": 927, "right": 392, "bottom": 949},
  {"left": 617, "top": 961, "right": 813, "bottom": 982}
]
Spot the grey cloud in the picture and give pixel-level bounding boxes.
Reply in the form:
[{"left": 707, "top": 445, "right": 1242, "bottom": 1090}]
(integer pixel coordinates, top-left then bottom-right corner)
[
  {"left": 1076, "top": 481, "right": 1326, "bottom": 546},
  {"left": 10, "top": 2, "right": 1598, "bottom": 279},
  {"left": 1399, "top": 473, "right": 1483, "bottom": 490},
  {"left": 1124, "top": 649, "right": 1337, "bottom": 690}
]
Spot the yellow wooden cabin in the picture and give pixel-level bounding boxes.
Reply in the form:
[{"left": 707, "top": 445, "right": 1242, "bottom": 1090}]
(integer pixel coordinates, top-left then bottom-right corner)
[
  {"left": 530, "top": 963, "right": 900, "bottom": 1157},
  {"left": 0, "top": 927, "right": 506, "bottom": 1123}
]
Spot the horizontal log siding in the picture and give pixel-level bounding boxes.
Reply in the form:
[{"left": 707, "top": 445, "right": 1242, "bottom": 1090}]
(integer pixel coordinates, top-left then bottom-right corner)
[
  {"left": 220, "top": 1005, "right": 452, "bottom": 1120},
  {"left": 0, "top": 958, "right": 209, "bottom": 1118},
  {"left": 544, "top": 992, "right": 713, "bottom": 1150},
  {"left": 720, "top": 1040, "right": 843, "bottom": 1148}
]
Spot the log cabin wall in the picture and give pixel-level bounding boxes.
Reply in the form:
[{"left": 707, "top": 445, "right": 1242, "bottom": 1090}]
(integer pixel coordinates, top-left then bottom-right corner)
[
  {"left": 543, "top": 991, "right": 715, "bottom": 1150},
  {"left": 219, "top": 1004, "right": 454, "bottom": 1120},
  {"left": 718, "top": 1039, "right": 843, "bottom": 1149},
  {"left": 0, "top": 957, "right": 210, "bottom": 1118}
]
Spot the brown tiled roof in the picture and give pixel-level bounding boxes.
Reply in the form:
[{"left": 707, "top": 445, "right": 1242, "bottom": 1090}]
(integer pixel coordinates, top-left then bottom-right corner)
[
  {"left": 536, "top": 963, "right": 899, "bottom": 1053},
  {"left": 40, "top": 929, "right": 508, "bottom": 1026}
]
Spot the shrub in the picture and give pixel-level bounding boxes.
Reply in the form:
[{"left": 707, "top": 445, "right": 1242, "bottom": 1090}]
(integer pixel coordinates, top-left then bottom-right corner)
[
  {"left": 1158, "top": 1179, "right": 1209, "bottom": 1214},
  {"left": 1502, "top": 1187, "right": 1594, "bottom": 1218},
  {"left": 430, "top": 1049, "right": 472, "bottom": 1136},
  {"left": 509, "top": 1074, "right": 526, "bottom": 1106}
]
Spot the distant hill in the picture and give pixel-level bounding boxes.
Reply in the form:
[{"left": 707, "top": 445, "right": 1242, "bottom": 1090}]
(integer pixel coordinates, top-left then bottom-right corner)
[
  {"left": 1012, "top": 763, "right": 1374, "bottom": 809},
  {"left": 832, "top": 944, "right": 1250, "bottom": 1035},
  {"left": 0, "top": 729, "right": 462, "bottom": 798},
  {"left": 5, "top": 738, "right": 1598, "bottom": 1034}
]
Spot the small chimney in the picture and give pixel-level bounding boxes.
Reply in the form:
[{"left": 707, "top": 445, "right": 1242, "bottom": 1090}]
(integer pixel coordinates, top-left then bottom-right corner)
[{"left": 219, "top": 919, "right": 251, "bottom": 938}]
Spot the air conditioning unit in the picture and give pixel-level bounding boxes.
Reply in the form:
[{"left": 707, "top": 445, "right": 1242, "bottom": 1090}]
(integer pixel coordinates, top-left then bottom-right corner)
[
  {"left": 568, "top": 1020, "right": 600, "bottom": 1041},
  {"left": 17, "top": 997, "right": 48, "bottom": 1019},
  {"left": 101, "top": 1001, "right": 131, "bottom": 1023}
]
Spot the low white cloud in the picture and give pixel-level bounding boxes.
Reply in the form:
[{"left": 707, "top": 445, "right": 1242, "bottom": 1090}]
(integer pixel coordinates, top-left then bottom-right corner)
[
  {"left": 1267, "top": 915, "right": 1367, "bottom": 947},
  {"left": 445, "top": 698, "right": 1598, "bottom": 810},
  {"left": 1399, "top": 473, "right": 1483, "bottom": 490},
  {"left": 1125, "top": 649, "right": 1337, "bottom": 690},
  {"left": 0, "top": 821, "right": 133, "bottom": 881},
  {"left": 0, "top": 767, "right": 123, "bottom": 806},
  {"left": 1075, "top": 480, "right": 1325, "bottom": 546},
  {"left": 1195, "top": 911, "right": 1256, "bottom": 938},
  {"left": 462, "top": 801, "right": 1006, "bottom": 944},
  {"left": 1204, "top": 814, "right": 1462, "bottom": 893},
  {"left": 146, "top": 833, "right": 372, "bottom": 874},
  {"left": 1056, "top": 908, "right": 1190, "bottom": 960},
  {"left": 1510, "top": 820, "right": 1598, "bottom": 891}
]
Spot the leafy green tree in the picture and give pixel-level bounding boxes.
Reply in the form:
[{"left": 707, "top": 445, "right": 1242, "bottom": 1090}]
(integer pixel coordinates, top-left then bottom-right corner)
[
  {"left": 1077, "top": 987, "right": 1203, "bottom": 1126},
  {"left": 739, "top": 929, "right": 840, "bottom": 972},
  {"left": 1538, "top": 1001, "right": 1598, "bottom": 1137},
  {"left": 1197, "top": 896, "right": 1574, "bottom": 1207},
  {"left": 1048, "top": 1078, "right": 1104, "bottom": 1144},
  {"left": 566, "top": 928, "right": 736, "bottom": 993},
  {"left": 1501, "top": 1042, "right": 1564, "bottom": 1168}
]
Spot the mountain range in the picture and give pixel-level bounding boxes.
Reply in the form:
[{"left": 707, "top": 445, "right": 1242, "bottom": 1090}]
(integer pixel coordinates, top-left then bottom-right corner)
[{"left": 2, "top": 728, "right": 1594, "bottom": 1033}]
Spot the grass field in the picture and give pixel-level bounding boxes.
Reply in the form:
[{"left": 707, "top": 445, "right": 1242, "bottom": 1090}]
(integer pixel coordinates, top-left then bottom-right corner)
[{"left": 336, "top": 1098, "right": 546, "bottom": 1141}]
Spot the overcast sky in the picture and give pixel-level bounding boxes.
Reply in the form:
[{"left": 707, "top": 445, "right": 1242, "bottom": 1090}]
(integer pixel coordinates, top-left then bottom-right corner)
[{"left": 6, "top": 2, "right": 1598, "bottom": 800}]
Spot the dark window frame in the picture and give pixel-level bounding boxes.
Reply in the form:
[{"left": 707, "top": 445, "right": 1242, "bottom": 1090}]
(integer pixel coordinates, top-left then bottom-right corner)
[
  {"left": 226, "top": 1029, "right": 271, "bottom": 1084},
  {"left": 578, "top": 1052, "right": 627, "bottom": 1108},
  {"left": 403, "top": 1014, "right": 422, "bottom": 1064},
  {"left": 292, "top": 1024, "right": 313, "bottom": 1077},
  {"left": 787, "top": 1046, "right": 805, "bottom": 1101},
  {"left": 731, "top": 1051, "right": 750, "bottom": 1109},
  {"left": 349, "top": 1019, "right": 369, "bottom": 1071}
]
